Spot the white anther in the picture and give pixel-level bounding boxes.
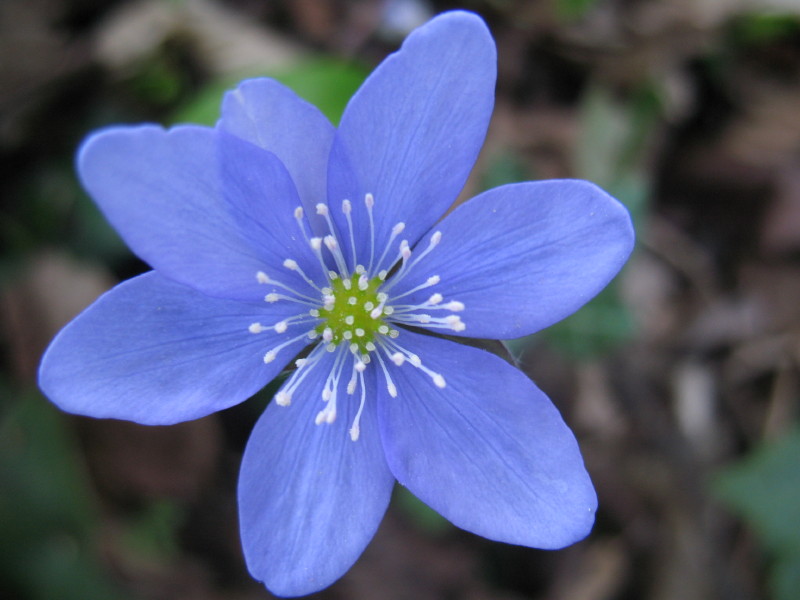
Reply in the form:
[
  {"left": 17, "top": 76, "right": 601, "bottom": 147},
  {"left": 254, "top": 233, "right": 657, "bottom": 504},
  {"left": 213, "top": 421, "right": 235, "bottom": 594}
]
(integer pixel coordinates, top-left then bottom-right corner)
[
  {"left": 433, "top": 374, "right": 446, "bottom": 388},
  {"left": 389, "top": 329, "right": 399, "bottom": 338},
  {"left": 348, "top": 297, "right": 357, "bottom": 305},
  {"left": 265, "top": 293, "right": 280, "bottom": 303},
  {"left": 377, "top": 292, "right": 388, "bottom": 302},
  {"left": 365, "top": 342, "right": 376, "bottom": 352},
  {"left": 342, "top": 199, "right": 352, "bottom": 214},
  {"left": 274, "top": 321, "right": 288, "bottom": 333},
  {"left": 326, "top": 343, "right": 336, "bottom": 352},
  {"left": 378, "top": 325, "right": 389, "bottom": 334},
  {"left": 365, "top": 192, "right": 374, "bottom": 208},
  {"left": 355, "top": 328, "right": 365, "bottom": 337},
  {"left": 343, "top": 331, "right": 353, "bottom": 340},
  {"left": 391, "top": 352, "right": 405, "bottom": 366},
  {"left": 329, "top": 271, "right": 338, "bottom": 280},
  {"left": 370, "top": 307, "right": 383, "bottom": 319},
  {"left": 426, "top": 275, "right": 440, "bottom": 286},
  {"left": 383, "top": 306, "right": 394, "bottom": 315},
  {"left": 444, "top": 301, "right": 465, "bottom": 311},
  {"left": 294, "top": 207, "right": 304, "bottom": 219},
  {"left": 263, "top": 351, "right": 276, "bottom": 363},
  {"left": 364, "top": 302, "right": 375, "bottom": 311},
  {"left": 428, "top": 293, "right": 443, "bottom": 305},
  {"left": 358, "top": 274, "right": 369, "bottom": 290},
  {"left": 342, "top": 278, "right": 352, "bottom": 290},
  {"left": 430, "top": 231, "right": 442, "bottom": 246},
  {"left": 316, "top": 203, "right": 329, "bottom": 216},
  {"left": 401, "top": 242, "right": 411, "bottom": 260},
  {"left": 355, "top": 265, "right": 366, "bottom": 274},
  {"left": 322, "top": 388, "right": 332, "bottom": 402},
  {"left": 323, "top": 294, "right": 336, "bottom": 307},
  {"left": 256, "top": 271, "right": 269, "bottom": 284},
  {"left": 322, "top": 328, "right": 333, "bottom": 342},
  {"left": 355, "top": 361, "right": 367, "bottom": 373},
  {"left": 295, "top": 358, "right": 307, "bottom": 367},
  {"left": 283, "top": 259, "right": 298, "bottom": 270},
  {"left": 275, "top": 391, "right": 292, "bottom": 406},
  {"left": 345, "top": 315, "right": 355, "bottom": 325},
  {"left": 350, "top": 343, "right": 359, "bottom": 354},
  {"left": 409, "top": 354, "right": 421, "bottom": 367},
  {"left": 392, "top": 222, "right": 405, "bottom": 235},
  {"left": 323, "top": 235, "right": 337, "bottom": 251},
  {"left": 387, "top": 382, "right": 398, "bottom": 397},
  {"left": 249, "top": 323, "right": 264, "bottom": 334},
  {"left": 378, "top": 270, "right": 388, "bottom": 280},
  {"left": 309, "top": 309, "right": 320, "bottom": 317},
  {"left": 310, "top": 237, "right": 323, "bottom": 250}
]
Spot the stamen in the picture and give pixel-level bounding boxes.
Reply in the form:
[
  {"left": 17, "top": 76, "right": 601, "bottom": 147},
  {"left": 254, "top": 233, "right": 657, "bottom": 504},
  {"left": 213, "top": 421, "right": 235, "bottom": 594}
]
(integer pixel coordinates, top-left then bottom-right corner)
[
  {"left": 342, "top": 199, "right": 358, "bottom": 270},
  {"left": 382, "top": 231, "right": 443, "bottom": 293},
  {"left": 263, "top": 330, "right": 315, "bottom": 363},
  {"left": 373, "top": 350, "right": 398, "bottom": 398},
  {"left": 275, "top": 344, "right": 327, "bottom": 406},
  {"left": 282, "top": 258, "right": 322, "bottom": 293},
  {"left": 365, "top": 193, "right": 376, "bottom": 273},
  {"left": 349, "top": 366, "right": 367, "bottom": 441},
  {"left": 256, "top": 271, "right": 320, "bottom": 305},
  {"left": 324, "top": 235, "right": 349, "bottom": 275},
  {"left": 374, "top": 221, "right": 406, "bottom": 276}
]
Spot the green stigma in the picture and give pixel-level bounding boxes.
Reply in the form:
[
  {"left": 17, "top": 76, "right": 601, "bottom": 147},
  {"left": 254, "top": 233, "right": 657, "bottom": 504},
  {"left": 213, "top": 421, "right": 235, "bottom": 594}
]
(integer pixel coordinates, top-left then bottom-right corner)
[{"left": 315, "top": 274, "right": 395, "bottom": 353}]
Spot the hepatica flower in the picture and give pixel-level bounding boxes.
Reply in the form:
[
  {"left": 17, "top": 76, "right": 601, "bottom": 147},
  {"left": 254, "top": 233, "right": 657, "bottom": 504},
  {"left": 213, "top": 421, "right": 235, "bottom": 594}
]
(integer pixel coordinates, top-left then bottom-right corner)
[{"left": 39, "top": 11, "right": 633, "bottom": 597}]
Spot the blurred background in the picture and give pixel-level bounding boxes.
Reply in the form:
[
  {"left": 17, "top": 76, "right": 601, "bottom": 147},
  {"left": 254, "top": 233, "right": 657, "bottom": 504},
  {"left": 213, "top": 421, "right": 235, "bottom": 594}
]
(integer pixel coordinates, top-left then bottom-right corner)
[{"left": 2, "top": 0, "right": 800, "bottom": 598}]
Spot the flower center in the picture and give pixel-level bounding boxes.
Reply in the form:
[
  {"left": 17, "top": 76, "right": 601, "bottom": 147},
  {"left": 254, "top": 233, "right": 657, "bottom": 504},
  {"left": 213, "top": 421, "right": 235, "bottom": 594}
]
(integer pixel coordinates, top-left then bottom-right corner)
[
  {"left": 247, "top": 193, "right": 466, "bottom": 441},
  {"left": 316, "top": 274, "right": 397, "bottom": 353}
]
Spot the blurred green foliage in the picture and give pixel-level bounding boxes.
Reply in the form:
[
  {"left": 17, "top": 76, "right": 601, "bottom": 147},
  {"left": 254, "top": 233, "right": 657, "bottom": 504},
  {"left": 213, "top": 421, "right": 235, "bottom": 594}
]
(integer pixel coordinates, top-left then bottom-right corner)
[
  {"left": 0, "top": 389, "right": 127, "bottom": 600},
  {"left": 174, "top": 58, "right": 368, "bottom": 126},
  {"left": 713, "top": 428, "right": 800, "bottom": 600}
]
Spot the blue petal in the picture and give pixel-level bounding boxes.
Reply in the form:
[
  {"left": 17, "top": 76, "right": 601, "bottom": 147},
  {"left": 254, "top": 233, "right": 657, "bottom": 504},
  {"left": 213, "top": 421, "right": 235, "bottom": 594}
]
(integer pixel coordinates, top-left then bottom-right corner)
[
  {"left": 327, "top": 11, "right": 496, "bottom": 272},
  {"left": 389, "top": 180, "right": 634, "bottom": 339},
  {"left": 218, "top": 78, "right": 334, "bottom": 225},
  {"left": 377, "top": 330, "right": 597, "bottom": 548},
  {"left": 39, "top": 272, "right": 307, "bottom": 425},
  {"left": 239, "top": 349, "right": 394, "bottom": 596},
  {"left": 78, "top": 125, "right": 269, "bottom": 302},
  {"left": 217, "top": 131, "right": 324, "bottom": 285}
]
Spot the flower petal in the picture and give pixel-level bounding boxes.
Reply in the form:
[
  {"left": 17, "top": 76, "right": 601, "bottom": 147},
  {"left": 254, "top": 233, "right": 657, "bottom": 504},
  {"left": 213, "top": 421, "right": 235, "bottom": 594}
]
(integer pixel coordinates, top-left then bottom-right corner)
[
  {"left": 78, "top": 125, "right": 268, "bottom": 301},
  {"left": 39, "top": 272, "right": 306, "bottom": 425},
  {"left": 217, "top": 131, "right": 323, "bottom": 284},
  {"left": 327, "top": 11, "right": 496, "bottom": 271},
  {"left": 390, "top": 180, "right": 634, "bottom": 339},
  {"left": 219, "top": 78, "right": 335, "bottom": 221},
  {"left": 239, "top": 349, "right": 394, "bottom": 596},
  {"left": 378, "top": 330, "right": 597, "bottom": 549}
]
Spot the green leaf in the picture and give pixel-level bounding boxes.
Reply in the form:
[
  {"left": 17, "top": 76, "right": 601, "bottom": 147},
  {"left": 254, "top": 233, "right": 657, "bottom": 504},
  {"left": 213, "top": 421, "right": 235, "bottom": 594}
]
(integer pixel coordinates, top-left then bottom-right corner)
[
  {"left": 0, "top": 388, "right": 127, "bottom": 599},
  {"left": 713, "top": 427, "right": 800, "bottom": 600},
  {"left": 173, "top": 58, "right": 368, "bottom": 126}
]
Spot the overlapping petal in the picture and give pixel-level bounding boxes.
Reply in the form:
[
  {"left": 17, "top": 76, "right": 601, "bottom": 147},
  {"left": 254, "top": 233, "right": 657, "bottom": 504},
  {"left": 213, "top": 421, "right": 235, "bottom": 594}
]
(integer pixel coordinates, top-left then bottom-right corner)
[
  {"left": 378, "top": 330, "right": 597, "bottom": 548},
  {"left": 78, "top": 125, "right": 268, "bottom": 302},
  {"left": 219, "top": 78, "right": 334, "bottom": 224},
  {"left": 327, "top": 11, "right": 496, "bottom": 271},
  {"left": 239, "top": 351, "right": 394, "bottom": 597},
  {"left": 39, "top": 272, "right": 304, "bottom": 425},
  {"left": 217, "top": 131, "right": 322, "bottom": 285},
  {"left": 390, "top": 180, "right": 635, "bottom": 339}
]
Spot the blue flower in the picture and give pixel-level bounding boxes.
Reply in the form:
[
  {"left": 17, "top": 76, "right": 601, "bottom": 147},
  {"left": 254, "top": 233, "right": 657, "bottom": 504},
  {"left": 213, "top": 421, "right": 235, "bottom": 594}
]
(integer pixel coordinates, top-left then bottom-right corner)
[{"left": 39, "top": 10, "right": 634, "bottom": 597}]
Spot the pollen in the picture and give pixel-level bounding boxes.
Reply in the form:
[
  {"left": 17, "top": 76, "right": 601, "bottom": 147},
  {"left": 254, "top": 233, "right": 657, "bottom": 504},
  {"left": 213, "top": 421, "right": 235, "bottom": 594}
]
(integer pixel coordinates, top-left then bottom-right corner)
[{"left": 314, "top": 272, "right": 387, "bottom": 355}]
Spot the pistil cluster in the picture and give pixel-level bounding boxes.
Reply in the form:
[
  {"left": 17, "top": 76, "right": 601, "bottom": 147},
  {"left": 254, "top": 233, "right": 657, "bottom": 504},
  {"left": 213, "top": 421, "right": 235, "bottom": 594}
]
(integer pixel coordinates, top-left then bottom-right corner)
[{"left": 247, "top": 194, "right": 465, "bottom": 441}]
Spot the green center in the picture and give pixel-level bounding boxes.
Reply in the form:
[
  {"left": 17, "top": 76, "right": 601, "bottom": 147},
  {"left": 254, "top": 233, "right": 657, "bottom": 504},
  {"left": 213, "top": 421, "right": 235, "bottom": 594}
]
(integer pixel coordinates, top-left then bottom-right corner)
[{"left": 316, "top": 275, "right": 388, "bottom": 352}]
